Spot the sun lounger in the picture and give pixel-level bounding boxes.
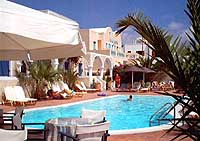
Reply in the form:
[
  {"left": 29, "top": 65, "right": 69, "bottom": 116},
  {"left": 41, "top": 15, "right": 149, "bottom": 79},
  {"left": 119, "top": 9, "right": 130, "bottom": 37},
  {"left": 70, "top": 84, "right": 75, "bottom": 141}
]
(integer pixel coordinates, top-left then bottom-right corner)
[
  {"left": 3, "top": 86, "right": 16, "bottom": 105},
  {"left": 52, "top": 81, "right": 85, "bottom": 99},
  {"left": 81, "top": 82, "right": 99, "bottom": 92},
  {"left": 140, "top": 82, "right": 151, "bottom": 92},
  {"left": 4, "top": 86, "right": 29, "bottom": 106},
  {"left": 130, "top": 82, "right": 141, "bottom": 92},
  {"left": 14, "top": 86, "right": 37, "bottom": 104},
  {"left": 75, "top": 82, "right": 98, "bottom": 93},
  {"left": 51, "top": 83, "right": 73, "bottom": 99},
  {"left": 58, "top": 81, "right": 85, "bottom": 97}
]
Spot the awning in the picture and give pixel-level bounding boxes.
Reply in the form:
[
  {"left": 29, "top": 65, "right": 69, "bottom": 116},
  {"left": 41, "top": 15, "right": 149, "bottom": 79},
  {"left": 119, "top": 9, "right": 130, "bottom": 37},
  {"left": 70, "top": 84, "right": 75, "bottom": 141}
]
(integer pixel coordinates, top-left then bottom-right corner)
[{"left": 0, "top": 0, "right": 85, "bottom": 60}]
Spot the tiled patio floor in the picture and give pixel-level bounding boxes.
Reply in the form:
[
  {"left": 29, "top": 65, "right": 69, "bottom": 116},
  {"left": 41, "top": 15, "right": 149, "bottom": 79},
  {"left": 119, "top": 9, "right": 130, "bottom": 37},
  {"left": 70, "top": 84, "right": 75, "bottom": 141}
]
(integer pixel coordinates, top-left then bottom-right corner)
[{"left": 0, "top": 90, "right": 192, "bottom": 141}]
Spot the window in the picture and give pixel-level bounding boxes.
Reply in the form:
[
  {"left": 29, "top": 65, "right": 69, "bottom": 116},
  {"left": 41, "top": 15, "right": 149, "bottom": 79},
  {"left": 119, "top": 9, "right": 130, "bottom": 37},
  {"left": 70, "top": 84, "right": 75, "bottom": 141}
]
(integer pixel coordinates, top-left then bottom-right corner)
[
  {"left": 93, "top": 41, "right": 96, "bottom": 50},
  {"left": 106, "top": 43, "right": 108, "bottom": 48},
  {"left": 128, "top": 51, "right": 131, "bottom": 53},
  {"left": 136, "top": 51, "right": 144, "bottom": 56}
]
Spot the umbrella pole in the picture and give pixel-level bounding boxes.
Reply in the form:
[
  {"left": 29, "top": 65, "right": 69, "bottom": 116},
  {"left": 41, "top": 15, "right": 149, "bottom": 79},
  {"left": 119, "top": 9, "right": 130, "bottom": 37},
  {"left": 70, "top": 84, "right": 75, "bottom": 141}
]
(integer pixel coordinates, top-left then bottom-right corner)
[
  {"left": 132, "top": 72, "right": 134, "bottom": 88},
  {"left": 143, "top": 72, "right": 145, "bottom": 82}
]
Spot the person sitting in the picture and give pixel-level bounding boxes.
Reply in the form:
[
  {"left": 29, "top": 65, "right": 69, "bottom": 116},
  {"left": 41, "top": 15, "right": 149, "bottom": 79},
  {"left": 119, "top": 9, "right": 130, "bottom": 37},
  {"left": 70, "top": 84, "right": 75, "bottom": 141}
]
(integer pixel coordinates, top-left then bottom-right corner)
[{"left": 127, "top": 95, "right": 133, "bottom": 101}]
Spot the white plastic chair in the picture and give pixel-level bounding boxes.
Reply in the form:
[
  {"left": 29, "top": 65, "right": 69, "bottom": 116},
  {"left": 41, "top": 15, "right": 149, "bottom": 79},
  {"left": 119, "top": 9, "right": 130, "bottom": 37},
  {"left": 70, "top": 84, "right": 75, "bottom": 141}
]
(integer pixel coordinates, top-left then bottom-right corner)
[
  {"left": 81, "top": 109, "right": 106, "bottom": 123},
  {"left": 0, "top": 128, "right": 27, "bottom": 141},
  {"left": 59, "top": 121, "right": 110, "bottom": 141}
]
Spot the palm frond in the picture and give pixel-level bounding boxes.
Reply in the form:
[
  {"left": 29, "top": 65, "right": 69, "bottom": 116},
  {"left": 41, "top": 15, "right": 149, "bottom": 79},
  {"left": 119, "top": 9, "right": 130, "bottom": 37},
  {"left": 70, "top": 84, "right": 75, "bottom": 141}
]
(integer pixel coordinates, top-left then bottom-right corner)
[{"left": 116, "top": 0, "right": 200, "bottom": 140}]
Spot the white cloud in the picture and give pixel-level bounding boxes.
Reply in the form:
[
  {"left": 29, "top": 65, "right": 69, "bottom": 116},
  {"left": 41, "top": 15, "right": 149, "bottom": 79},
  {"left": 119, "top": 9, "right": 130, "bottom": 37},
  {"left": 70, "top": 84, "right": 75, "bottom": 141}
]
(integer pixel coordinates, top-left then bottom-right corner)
[
  {"left": 168, "top": 21, "right": 184, "bottom": 31},
  {"left": 167, "top": 21, "right": 189, "bottom": 42},
  {"left": 121, "top": 27, "right": 140, "bottom": 45},
  {"left": 121, "top": 22, "right": 191, "bottom": 44}
]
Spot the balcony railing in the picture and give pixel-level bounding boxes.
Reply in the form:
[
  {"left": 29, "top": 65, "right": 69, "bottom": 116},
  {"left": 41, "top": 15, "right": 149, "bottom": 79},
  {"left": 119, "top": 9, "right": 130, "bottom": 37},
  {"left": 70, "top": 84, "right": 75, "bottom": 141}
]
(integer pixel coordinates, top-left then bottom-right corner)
[{"left": 88, "top": 49, "right": 125, "bottom": 58}]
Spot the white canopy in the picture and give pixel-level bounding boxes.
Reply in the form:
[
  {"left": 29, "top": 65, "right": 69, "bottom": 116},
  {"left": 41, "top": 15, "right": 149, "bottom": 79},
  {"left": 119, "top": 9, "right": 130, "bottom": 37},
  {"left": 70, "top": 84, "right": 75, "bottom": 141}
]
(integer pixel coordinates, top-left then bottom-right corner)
[{"left": 0, "top": 0, "right": 85, "bottom": 60}]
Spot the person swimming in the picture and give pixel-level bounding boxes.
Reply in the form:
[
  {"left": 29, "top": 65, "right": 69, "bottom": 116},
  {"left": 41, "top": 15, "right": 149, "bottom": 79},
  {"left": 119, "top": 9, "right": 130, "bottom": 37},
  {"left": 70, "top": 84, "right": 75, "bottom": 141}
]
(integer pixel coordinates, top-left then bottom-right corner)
[{"left": 127, "top": 95, "right": 133, "bottom": 101}]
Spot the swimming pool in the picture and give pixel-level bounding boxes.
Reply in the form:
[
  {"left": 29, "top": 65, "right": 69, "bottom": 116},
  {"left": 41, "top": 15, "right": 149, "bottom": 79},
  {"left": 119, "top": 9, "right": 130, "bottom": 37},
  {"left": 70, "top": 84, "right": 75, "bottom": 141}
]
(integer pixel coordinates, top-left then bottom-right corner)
[{"left": 23, "top": 95, "right": 175, "bottom": 131}]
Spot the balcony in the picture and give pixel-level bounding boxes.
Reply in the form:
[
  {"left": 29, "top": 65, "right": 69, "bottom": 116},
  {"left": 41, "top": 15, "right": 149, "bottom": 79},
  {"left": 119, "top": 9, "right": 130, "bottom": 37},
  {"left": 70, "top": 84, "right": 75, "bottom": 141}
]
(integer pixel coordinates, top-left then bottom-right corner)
[{"left": 88, "top": 49, "right": 125, "bottom": 58}]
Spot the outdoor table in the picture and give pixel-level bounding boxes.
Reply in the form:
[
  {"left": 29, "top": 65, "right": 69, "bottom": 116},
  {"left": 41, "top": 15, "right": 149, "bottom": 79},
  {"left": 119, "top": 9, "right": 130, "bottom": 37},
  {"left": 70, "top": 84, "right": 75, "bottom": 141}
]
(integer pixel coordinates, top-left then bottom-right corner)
[{"left": 45, "top": 117, "right": 91, "bottom": 141}]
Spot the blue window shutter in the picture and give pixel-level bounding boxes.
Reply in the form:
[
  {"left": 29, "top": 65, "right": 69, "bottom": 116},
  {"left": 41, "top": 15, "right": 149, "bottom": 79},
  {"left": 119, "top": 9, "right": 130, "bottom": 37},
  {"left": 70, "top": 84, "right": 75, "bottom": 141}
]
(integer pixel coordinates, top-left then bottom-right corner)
[{"left": 0, "top": 61, "right": 9, "bottom": 76}]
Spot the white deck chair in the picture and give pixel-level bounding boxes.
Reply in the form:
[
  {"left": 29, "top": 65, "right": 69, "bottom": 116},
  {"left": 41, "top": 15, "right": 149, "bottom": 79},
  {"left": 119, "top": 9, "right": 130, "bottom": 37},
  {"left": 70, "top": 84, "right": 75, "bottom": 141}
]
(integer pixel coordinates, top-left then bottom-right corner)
[
  {"left": 0, "top": 128, "right": 27, "bottom": 141},
  {"left": 61, "top": 82, "right": 85, "bottom": 97},
  {"left": 14, "top": 86, "right": 37, "bottom": 104},
  {"left": 75, "top": 83, "right": 85, "bottom": 91},
  {"left": 52, "top": 82, "right": 73, "bottom": 99},
  {"left": 52, "top": 82, "right": 62, "bottom": 92},
  {"left": 58, "top": 81, "right": 70, "bottom": 91},
  {"left": 59, "top": 121, "right": 110, "bottom": 141},
  {"left": 81, "top": 82, "right": 99, "bottom": 92},
  {"left": 81, "top": 109, "right": 106, "bottom": 123},
  {"left": 130, "top": 82, "right": 141, "bottom": 92},
  {"left": 4, "top": 86, "right": 16, "bottom": 105},
  {"left": 4, "top": 86, "right": 28, "bottom": 106}
]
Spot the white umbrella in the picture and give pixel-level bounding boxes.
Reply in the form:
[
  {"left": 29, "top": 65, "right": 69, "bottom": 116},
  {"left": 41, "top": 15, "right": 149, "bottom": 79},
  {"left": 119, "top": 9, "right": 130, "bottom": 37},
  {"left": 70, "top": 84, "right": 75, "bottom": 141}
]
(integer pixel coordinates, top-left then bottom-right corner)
[{"left": 0, "top": 0, "right": 85, "bottom": 60}]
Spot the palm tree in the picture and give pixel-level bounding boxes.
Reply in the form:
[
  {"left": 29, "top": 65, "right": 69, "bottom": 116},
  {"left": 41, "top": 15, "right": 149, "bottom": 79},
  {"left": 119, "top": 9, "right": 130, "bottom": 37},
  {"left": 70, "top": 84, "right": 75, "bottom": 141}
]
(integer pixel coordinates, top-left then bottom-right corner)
[
  {"left": 131, "top": 56, "right": 159, "bottom": 70},
  {"left": 62, "top": 68, "right": 78, "bottom": 89},
  {"left": 29, "top": 61, "right": 59, "bottom": 99},
  {"left": 116, "top": 0, "right": 200, "bottom": 140}
]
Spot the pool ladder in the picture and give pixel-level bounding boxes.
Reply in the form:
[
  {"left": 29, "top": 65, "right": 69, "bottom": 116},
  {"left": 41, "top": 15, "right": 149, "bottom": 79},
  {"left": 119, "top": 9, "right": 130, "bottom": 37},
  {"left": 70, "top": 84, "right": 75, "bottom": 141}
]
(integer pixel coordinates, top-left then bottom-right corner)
[{"left": 149, "top": 102, "right": 176, "bottom": 126}]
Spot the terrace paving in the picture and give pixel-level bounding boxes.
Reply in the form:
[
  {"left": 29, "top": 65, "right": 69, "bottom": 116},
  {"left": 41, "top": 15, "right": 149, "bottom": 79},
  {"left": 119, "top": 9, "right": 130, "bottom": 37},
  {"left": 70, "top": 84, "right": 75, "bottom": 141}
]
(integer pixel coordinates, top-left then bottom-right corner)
[{"left": 0, "top": 90, "right": 192, "bottom": 141}]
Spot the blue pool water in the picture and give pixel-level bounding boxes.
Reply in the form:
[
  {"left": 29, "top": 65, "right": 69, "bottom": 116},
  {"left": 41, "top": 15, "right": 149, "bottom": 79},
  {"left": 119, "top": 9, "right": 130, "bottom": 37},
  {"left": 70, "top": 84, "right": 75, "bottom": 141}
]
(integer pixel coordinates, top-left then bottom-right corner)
[{"left": 23, "top": 95, "right": 175, "bottom": 130}]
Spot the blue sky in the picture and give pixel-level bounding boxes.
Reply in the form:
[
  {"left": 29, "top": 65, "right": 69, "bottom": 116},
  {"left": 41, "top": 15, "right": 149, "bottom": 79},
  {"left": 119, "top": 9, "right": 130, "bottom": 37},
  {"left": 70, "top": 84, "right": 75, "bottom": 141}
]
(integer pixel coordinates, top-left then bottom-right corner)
[{"left": 9, "top": 0, "right": 189, "bottom": 44}]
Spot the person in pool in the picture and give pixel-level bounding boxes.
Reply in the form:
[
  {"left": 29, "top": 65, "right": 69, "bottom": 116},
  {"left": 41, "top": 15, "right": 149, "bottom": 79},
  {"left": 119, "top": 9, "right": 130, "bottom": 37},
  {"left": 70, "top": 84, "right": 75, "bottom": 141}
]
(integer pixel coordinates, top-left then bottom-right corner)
[{"left": 127, "top": 95, "right": 133, "bottom": 101}]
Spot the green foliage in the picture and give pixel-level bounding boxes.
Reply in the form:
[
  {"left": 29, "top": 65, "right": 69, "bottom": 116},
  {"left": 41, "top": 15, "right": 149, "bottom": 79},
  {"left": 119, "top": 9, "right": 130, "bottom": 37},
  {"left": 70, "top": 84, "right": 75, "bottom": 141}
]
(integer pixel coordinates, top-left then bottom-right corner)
[
  {"left": 29, "top": 61, "right": 60, "bottom": 98},
  {"left": 116, "top": 0, "right": 200, "bottom": 140},
  {"left": 131, "top": 56, "right": 162, "bottom": 71},
  {"left": 30, "top": 61, "right": 59, "bottom": 83},
  {"left": 62, "top": 68, "right": 78, "bottom": 89}
]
